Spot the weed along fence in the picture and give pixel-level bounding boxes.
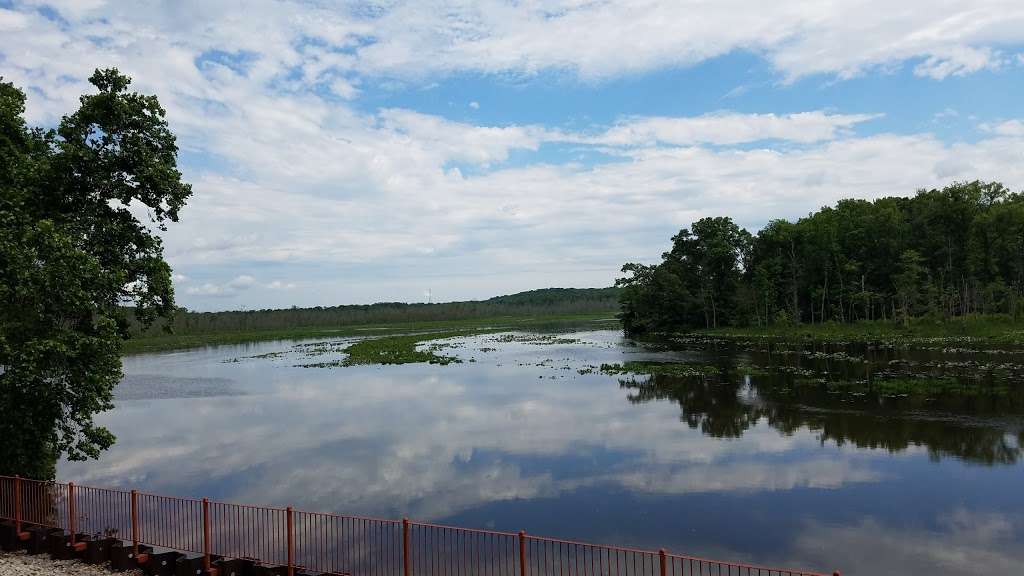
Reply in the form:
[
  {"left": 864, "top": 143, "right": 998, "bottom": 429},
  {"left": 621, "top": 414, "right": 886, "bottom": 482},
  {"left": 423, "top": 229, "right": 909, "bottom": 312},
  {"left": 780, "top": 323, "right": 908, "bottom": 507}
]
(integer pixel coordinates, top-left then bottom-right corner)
[{"left": 0, "top": 476, "right": 837, "bottom": 576}]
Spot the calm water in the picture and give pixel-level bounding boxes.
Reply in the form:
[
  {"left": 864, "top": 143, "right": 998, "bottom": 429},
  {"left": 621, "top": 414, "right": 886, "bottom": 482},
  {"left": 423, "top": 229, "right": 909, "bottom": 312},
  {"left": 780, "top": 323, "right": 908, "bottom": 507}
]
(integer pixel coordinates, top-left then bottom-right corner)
[{"left": 58, "top": 330, "right": 1024, "bottom": 575}]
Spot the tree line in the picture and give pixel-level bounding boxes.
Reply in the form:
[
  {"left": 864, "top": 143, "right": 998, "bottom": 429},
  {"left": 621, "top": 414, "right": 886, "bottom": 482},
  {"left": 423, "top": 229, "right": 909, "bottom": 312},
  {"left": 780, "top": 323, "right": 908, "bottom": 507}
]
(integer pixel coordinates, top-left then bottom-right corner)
[
  {"left": 129, "top": 287, "right": 621, "bottom": 336},
  {"left": 617, "top": 181, "right": 1024, "bottom": 334}
]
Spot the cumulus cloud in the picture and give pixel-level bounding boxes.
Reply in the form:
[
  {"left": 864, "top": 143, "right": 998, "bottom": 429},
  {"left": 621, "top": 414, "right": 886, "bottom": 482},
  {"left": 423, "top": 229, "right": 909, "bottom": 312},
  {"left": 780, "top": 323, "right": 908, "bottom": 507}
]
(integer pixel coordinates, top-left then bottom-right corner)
[
  {"left": 981, "top": 119, "right": 1024, "bottom": 137},
  {"left": 227, "top": 275, "right": 257, "bottom": 290},
  {"left": 4, "top": 1, "right": 1024, "bottom": 309},
  {"left": 580, "top": 112, "right": 881, "bottom": 147},
  {"left": 317, "top": 1, "right": 1024, "bottom": 81},
  {"left": 185, "top": 275, "right": 258, "bottom": 297},
  {"left": 185, "top": 283, "right": 236, "bottom": 297},
  {"left": 5, "top": 1, "right": 1023, "bottom": 123}
]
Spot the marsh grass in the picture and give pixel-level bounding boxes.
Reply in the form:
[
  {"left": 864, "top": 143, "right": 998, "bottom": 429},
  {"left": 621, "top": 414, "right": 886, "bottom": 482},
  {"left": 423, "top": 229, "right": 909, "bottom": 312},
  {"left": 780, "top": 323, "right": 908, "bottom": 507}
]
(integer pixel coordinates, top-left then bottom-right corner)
[{"left": 123, "top": 313, "right": 618, "bottom": 354}]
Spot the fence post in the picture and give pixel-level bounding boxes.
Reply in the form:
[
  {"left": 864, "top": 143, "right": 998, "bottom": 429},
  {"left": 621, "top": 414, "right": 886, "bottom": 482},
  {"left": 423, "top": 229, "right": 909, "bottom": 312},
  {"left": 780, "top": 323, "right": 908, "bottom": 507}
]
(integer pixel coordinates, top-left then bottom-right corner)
[
  {"left": 68, "top": 482, "right": 77, "bottom": 543},
  {"left": 659, "top": 549, "right": 666, "bottom": 576},
  {"left": 131, "top": 490, "right": 139, "bottom": 555},
  {"left": 13, "top": 475, "right": 21, "bottom": 533},
  {"left": 518, "top": 531, "right": 527, "bottom": 576},
  {"left": 402, "top": 518, "right": 410, "bottom": 576},
  {"left": 286, "top": 507, "right": 294, "bottom": 576},
  {"left": 202, "top": 498, "right": 211, "bottom": 574}
]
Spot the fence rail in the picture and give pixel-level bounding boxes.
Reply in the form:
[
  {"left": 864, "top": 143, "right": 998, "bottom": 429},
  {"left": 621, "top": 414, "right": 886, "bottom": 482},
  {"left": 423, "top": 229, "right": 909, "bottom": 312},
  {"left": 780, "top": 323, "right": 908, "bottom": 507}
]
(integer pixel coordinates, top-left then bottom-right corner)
[{"left": 0, "top": 475, "right": 834, "bottom": 576}]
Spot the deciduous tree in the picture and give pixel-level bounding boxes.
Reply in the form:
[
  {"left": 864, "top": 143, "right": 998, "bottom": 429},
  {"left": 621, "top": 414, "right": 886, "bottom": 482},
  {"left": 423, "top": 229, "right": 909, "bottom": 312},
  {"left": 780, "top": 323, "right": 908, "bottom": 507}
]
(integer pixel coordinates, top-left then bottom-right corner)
[{"left": 0, "top": 69, "right": 191, "bottom": 478}]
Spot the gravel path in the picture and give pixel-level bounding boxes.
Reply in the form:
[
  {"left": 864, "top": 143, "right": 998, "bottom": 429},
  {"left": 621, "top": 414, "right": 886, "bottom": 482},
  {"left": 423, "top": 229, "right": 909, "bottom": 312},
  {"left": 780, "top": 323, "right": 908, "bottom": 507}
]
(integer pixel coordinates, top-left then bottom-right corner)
[{"left": 0, "top": 551, "right": 142, "bottom": 576}]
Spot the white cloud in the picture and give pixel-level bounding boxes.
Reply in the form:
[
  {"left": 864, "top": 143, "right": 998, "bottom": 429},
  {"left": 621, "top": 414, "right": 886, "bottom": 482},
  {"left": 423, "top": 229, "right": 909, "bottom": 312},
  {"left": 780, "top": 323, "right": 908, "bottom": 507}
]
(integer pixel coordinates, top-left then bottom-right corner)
[
  {"left": 4, "top": 1, "right": 1024, "bottom": 309},
  {"left": 185, "top": 275, "right": 257, "bottom": 297},
  {"left": 185, "top": 283, "right": 235, "bottom": 297},
  {"left": 981, "top": 119, "right": 1024, "bottom": 137},
  {"left": 0, "top": 7, "right": 31, "bottom": 30},
  {"left": 377, "top": 108, "right": 546, "bottom": 166},
  {"left": 2, "top": 1, "right": 1019, "bottom": 123},
  {"left": 329, "top": 78, "right": 360, "bottom": 100},
  {"left": 914, "top": 46, "right": 999, "bottom": 79},
  {"left": 156, "top": 127, "right": 1024, "bottom": 309},
  {"left": 469, "top": 101, "right": 479, "bottom": 109},
  {"left": 353, "top": 1, "right": 1023, "bottom": 81},
  {"left": 581, "top": 112, "right": 881, "bottom": 147},
  {"left": 227, "top": 275, "right": 256, "bottom": 290}
]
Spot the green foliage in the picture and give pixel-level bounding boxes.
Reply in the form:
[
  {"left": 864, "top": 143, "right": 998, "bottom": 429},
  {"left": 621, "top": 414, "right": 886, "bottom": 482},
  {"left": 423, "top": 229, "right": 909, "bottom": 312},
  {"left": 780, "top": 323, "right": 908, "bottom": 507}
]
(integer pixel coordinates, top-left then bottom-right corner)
[
  {"left": 617, "top": 217, "right": 749, "bottom": 333},
  {"left": 0, "top": 70, "right": 190, "bottom": 478},
  {"left": 619, "top": 181, "right": 1024, "bottom": 334}
]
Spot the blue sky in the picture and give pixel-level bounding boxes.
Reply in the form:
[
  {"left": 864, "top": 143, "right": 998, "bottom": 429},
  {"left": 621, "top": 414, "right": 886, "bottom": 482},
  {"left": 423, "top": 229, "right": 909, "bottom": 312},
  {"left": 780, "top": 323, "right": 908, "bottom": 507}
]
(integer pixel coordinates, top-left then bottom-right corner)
[{"left": 3, "top": 1, "right": 1024, "bottom": 310}]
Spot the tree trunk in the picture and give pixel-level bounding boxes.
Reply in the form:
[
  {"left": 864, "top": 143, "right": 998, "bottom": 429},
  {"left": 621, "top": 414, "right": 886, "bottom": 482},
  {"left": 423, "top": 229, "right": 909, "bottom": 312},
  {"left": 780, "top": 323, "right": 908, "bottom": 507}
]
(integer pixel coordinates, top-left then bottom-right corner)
[
  {"left": 821, "top": 273, "right": 828, "bottom": 324},
  {"left": 711, "top": 293, "right": 718, "bottom": 329}
]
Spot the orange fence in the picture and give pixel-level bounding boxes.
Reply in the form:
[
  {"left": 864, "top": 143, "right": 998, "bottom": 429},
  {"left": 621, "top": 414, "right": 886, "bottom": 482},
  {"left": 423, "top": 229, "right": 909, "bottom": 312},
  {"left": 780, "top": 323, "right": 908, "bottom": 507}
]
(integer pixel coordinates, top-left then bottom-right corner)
[{"left": 0, "top": 475, "right": 836, "bottom": 576}]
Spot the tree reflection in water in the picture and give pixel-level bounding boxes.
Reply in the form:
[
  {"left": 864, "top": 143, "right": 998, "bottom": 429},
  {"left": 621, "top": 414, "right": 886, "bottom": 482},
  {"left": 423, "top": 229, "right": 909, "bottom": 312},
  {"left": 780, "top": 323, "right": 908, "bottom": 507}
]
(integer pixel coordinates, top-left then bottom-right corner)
[{"left": 620, "top": 368, "right": 1024, "bottom": 466}]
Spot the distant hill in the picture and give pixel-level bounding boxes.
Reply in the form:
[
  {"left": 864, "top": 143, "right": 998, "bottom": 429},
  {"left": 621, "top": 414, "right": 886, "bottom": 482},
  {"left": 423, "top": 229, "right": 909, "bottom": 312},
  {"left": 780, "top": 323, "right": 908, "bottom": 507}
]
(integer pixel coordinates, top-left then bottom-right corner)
[
  {"left": 128, "top": 287, "right": 622, "bottom": 337},
  {"left": 486, "top": 287, "right": 622, "bottom": 306}
]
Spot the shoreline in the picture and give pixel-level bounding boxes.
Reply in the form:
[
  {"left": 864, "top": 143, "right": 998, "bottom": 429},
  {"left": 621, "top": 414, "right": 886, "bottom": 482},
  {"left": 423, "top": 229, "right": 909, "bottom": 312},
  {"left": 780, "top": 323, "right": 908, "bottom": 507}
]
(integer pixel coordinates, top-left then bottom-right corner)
[{"left": 0, "top": 551, "right": 141, "bottom": 576}]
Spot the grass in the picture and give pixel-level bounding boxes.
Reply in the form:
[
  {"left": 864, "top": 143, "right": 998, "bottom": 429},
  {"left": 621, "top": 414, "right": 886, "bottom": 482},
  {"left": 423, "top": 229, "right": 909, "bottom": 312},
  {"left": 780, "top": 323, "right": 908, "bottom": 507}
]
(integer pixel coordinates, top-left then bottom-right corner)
[
  {"left": 701, "top": 314, "right": 1024, "bottom": 344},
  {"left": 122, "top": 312, "right": 619, "bottom": 354}
]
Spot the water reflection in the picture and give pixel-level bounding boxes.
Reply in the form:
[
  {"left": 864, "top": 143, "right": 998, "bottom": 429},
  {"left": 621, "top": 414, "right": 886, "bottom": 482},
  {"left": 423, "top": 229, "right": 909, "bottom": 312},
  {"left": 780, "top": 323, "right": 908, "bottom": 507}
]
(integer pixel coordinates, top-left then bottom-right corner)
[
  {"left": 56, "top": 330, "right": 1024, "bottom": 575},
  {"left": 621, "top": 371, "right": 1024, "bottom": 465}
]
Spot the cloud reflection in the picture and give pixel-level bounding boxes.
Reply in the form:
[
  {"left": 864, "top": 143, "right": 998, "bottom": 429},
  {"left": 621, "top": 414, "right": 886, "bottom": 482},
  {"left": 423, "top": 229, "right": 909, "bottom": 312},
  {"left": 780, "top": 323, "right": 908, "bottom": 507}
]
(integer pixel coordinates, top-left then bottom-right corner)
[
  {"left": 61, "top": 332, "right": 881, "bottom": 521},
  {"left": 792, "top": 508, "right": 1024, "bottom": 576}
]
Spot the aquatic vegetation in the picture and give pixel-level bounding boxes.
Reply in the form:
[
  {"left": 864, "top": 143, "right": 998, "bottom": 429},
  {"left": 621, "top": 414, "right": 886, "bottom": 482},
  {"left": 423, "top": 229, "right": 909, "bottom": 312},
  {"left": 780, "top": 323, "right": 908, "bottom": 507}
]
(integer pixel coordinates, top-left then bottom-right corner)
[
  {"left": 870, "top": 377, "right": 1008, "bottom": 397},
  {"left": 733, "top": 363, "right": 773, "bottom": 377},
  {"left": 599, "top": 361, "right": 720, "bottom": 377},
  {"left": 297, "top": 332, "right": 472, "bottom": 367},
  {"left": 487, "top": 334, "right": 584, "bottom": 345}
]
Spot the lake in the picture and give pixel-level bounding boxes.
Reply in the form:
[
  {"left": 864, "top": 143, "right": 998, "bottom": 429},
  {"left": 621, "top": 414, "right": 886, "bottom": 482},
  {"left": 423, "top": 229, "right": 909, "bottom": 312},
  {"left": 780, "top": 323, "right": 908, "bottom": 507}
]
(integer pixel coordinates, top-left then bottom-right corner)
[{"left": 58, "top": 329, "right": 1024, "bottom": 575}]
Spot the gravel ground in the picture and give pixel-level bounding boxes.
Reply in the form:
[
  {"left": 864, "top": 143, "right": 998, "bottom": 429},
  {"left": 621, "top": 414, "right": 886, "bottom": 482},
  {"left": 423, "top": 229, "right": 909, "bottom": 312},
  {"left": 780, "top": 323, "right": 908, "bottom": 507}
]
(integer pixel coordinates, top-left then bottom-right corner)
[{"left": 0, "top": 551, "right": 142, "bottom": 576}]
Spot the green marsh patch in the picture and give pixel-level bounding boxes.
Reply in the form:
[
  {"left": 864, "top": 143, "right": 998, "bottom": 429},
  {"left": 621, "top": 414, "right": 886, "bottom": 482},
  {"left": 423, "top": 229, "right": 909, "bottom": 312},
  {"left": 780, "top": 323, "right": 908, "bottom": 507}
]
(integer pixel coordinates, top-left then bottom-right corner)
[{"left": 298, "top": 331, "right": 471, "bottom": 367}]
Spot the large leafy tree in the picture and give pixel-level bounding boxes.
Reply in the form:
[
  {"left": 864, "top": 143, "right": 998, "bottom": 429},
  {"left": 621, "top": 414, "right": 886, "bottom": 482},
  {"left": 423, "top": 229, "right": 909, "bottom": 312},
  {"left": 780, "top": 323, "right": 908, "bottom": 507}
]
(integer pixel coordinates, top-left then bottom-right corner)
[
  {"left": 0, "top": 69, "right": 191, "bottom": 478},
  {"left": 617, "top": 217, "right": 750, "bottom": 333}
]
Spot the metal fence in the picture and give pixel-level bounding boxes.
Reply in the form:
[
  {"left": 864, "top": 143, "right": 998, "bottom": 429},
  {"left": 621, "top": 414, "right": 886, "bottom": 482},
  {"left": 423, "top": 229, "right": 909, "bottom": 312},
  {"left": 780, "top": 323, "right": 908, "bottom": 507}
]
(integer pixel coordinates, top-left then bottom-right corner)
[{"left": 0, "top": 475, "right": 835, "bottom": 576}]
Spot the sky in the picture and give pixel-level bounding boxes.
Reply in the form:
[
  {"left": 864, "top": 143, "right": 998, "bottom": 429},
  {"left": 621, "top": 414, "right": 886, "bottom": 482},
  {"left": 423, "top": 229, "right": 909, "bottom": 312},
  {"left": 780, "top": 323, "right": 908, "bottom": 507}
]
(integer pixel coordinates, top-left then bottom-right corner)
[{"left": 2, "top": 0, "right": 1024, "bottom": 311}]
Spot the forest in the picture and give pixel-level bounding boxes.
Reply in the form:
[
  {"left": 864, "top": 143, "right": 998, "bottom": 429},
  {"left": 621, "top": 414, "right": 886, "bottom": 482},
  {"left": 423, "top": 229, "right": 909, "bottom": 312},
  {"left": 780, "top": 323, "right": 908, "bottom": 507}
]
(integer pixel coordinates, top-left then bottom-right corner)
[
  {"left": 617, "top": 181, "right": 1024, "bottom": 334},
  {"left": 129, "top": 287, "right": 621, "bottom": 337}
]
